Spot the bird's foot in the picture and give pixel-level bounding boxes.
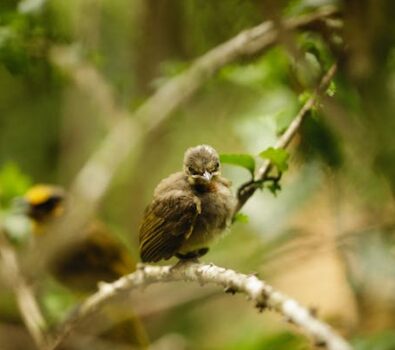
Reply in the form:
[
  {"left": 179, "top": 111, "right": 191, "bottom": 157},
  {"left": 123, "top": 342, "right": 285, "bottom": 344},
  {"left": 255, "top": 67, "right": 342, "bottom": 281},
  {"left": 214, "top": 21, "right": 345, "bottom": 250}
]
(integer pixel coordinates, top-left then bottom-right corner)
[
  {"left": 171, "top": 248, "right": 210, "bottom": 270},
  {"left": 173, "top": 248, "right": 209, "bottom": 267},
  {"left": 176, "top": 247, "right": 209, "bottom": 261},
  {"left": 172, "top": 259, "right": 196, "bottom": 270},
  {"left": 172, "top": 249, "right": 208, "bottom": 270}
]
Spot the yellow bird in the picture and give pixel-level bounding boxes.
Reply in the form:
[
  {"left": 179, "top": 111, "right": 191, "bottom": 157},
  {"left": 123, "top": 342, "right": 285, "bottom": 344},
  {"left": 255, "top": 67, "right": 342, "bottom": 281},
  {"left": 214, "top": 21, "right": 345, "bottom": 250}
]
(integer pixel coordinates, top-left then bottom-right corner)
[
  {"left": 23, "top": 184, "right": 134, "bottom": 291},
  {"left": 22, "top": 184, "right": 150, "bottom": 348}
]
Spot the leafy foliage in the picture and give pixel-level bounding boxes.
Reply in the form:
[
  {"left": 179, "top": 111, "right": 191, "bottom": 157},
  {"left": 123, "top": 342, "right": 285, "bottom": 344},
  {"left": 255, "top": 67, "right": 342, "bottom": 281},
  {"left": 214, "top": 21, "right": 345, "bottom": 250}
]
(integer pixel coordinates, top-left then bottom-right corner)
[
  {"left": 266, "top": 177, "right": 282, "bottom": 196},
  {"left": 259, "top": 147, "right": 290, "bottom": 172},
  {"left": 326, "top": 80, "right": 336, "bottom": 97},
  {"left": 298, "top": 115, "right": 343, "bottom": 168},
  {"left": 220, "top": 153, "right": 256, "bottom": 176},
  {"left": 297, "top": 32, "right": 335, "bottom": 72},
  {"left": 233, "top": 212, "right": 249, "bottom": 223},
  {"left": 0, "top": 9, "right": 48, "bottom": 75}
]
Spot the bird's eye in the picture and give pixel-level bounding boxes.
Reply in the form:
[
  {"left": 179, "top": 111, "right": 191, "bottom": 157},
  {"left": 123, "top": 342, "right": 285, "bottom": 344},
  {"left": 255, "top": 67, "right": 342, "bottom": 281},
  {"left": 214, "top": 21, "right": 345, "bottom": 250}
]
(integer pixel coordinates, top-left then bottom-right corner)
[
  {"left": 188, "top": 166, "right": 198, "bottom": 175},
  {"left": 210, "top": 161, "right": 219, "bottom": 173}
]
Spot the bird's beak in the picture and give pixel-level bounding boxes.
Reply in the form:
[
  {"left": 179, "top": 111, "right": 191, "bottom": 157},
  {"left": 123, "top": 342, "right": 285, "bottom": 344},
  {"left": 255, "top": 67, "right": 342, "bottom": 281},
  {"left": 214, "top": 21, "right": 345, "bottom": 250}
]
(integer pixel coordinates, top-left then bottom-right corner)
[{"left": 202, "top": 171, "right": 212, "bottom": 182}]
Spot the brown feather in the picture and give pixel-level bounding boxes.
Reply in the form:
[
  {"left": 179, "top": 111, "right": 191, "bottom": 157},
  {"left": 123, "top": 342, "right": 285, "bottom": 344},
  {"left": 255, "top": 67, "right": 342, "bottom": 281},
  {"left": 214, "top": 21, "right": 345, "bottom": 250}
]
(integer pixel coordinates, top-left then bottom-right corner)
[{"left": 139, "top": 194, "right": 200, "bottom": 262}]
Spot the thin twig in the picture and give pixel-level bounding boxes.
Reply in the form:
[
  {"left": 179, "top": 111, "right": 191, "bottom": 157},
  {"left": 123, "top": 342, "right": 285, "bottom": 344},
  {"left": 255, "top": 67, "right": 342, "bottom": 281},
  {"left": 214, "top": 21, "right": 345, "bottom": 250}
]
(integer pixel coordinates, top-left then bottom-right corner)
[
  {"left": 235, "top": 64, "right": 338, "bottom": 213},
  {"left": 0, "top": 229, "right": 49, "bottom": 349},
  {"left": 50, "top": 262, "right": 352, "bottom": 350}
]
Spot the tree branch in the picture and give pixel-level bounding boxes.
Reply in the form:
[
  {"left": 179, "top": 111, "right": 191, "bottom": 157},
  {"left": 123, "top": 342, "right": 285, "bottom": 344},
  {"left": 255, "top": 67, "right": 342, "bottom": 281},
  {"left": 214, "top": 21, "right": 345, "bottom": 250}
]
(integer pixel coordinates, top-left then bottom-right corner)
[
  {"left": 235, "top": 63, "right": 338, "bottom": 213},
  {"left": 51, "top": 262, "right": 351, "bottom": 350},
  {"left": 0, "top": 229, "right": 49, "bottom": 350}
]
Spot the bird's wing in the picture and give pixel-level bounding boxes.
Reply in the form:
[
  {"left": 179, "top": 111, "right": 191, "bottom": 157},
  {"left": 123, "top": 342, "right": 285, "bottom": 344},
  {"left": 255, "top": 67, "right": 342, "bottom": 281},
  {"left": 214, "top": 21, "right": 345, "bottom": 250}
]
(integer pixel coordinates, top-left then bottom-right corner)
[
  {"left": 139, "top": 192, "right": 201, "bottom": 262},
  {"left": 51, "top": 221, "right": 135, "bottom": 291}
]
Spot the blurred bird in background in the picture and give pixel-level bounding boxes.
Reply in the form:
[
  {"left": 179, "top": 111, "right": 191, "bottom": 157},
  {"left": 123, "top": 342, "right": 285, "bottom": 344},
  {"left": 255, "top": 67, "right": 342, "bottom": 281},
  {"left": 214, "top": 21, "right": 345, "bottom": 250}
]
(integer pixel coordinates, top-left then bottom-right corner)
[
  {"left": 21, "top": 184, "right": 149, "bottom": 348},
  {"left": 139, "top": 145, "right": 235, "bottom": 263},
  {"left": 23, "top": 184, "right": 135, "bottom": 291}
]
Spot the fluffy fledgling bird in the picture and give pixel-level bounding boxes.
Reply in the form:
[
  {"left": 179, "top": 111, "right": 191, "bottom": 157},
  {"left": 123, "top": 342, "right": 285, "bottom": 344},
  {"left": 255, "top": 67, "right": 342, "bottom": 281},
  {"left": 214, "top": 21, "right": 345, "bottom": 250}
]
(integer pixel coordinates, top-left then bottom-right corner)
[
  {"left": 22, "top": 184, "right": 134, "bottom": 291},
  {"left": 139, "top": 145, "right": 236, "bottom": 262}
]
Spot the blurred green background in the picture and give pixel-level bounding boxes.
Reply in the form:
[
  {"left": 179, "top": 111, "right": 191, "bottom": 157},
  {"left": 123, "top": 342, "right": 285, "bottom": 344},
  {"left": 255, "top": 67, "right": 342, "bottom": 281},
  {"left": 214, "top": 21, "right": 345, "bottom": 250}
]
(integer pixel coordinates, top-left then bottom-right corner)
[{"left": 1, "top": 0, "right": 395, "bottom": 349}]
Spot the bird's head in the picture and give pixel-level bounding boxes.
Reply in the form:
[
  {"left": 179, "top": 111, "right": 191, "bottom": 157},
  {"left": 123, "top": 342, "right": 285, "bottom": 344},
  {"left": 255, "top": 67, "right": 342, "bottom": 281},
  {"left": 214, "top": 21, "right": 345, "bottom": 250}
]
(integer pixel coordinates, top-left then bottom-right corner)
[
  {"left": 21, "top": 184, "right": 66, "bottom": 225},
  {"left": 184, "top": 145, "right": 221, "bottom": 186}
]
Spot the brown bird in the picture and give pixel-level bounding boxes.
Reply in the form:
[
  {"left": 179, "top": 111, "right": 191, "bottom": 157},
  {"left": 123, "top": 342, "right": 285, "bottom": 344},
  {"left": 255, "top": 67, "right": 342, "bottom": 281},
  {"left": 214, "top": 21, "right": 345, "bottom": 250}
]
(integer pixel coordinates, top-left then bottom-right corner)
[
  {"left": 139, "top": 145, "right": 235, "bottom": 262},
  {"left": 23, "top": 184, "right": 134, "bottom": 291}
]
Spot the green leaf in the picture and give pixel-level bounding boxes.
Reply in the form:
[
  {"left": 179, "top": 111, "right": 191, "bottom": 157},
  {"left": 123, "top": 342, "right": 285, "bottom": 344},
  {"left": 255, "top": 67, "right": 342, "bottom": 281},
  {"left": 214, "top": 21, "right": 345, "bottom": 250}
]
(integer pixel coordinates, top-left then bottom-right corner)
[
  {"left": 220, "top": 154, "right": 256, "bottom": 175},
  {"left": 259, "top": 147, "right": 290, "bottom": 172},
  {"left": 233, "top": 212, "right": 249, "bottom": 223},
  {"left": 267, "top": 181, "right": 282, "bottom": 196},
  {"left": 326, "top": 80, "right": 336, "bottom": 97}
]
